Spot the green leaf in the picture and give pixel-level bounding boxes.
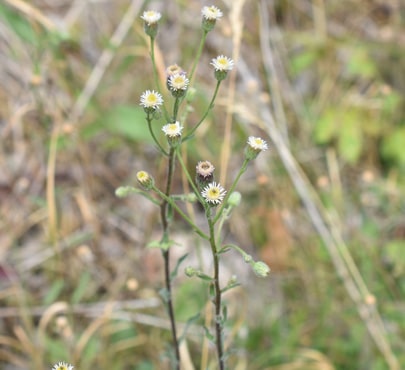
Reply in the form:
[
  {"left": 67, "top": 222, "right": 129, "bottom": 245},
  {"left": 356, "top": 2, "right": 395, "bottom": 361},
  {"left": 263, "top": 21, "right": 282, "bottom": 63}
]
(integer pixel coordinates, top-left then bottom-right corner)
[
  {"left": 170, "top": 253, "right": 188, "bottom": 279},
  {"left": 147, "top": 239, "right": 179, "bottom": 251},
  {"left": 178, "top": 312, "right": 200, "bottom": 343},
  {"left": 97, "top": 105, "right": 155, "bottom": 142},
  {"left": 314, "top": 108, "right": 338, "bottom": 144},
  {"left": 159, "top": 287, "right": 169, "bottom": 303},
  {"left": 381, "top": 127, "right": 405, "bottom": 165},
  {"left": 346, "top": 45, "right": 377, "bottom": 78},
  {"left": 203, "top": 326, "right": 215, "bottom": 343},
  {"left": 196, "top": 272, "right": 214, "bottom": 282},
  {"left": 221, "top": 282, "right": 241, "bottom": 294},
  {"left": 0, "top": 4, "right": 39, "bottom": 45},
  {"left": 43, "top": 279, "right": 64, "bottom": 305},
  {"left": 383, "top": 240, "right": 405, "bottom": 275},
  {"left": 338, "top": 118, "right": 363, "bottom": 164},
  {"left": 71, "top": 271, "right": 91, "bottom": 304},
  {"left": 290, "top": 49, "right": 319, "bottom": 76}
]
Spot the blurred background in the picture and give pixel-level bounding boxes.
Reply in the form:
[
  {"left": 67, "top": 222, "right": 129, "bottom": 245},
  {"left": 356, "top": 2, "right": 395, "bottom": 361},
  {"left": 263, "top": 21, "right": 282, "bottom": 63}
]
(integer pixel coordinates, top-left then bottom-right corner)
[{"left": 0, "top": 0, "right": 404, "bottom": 369}]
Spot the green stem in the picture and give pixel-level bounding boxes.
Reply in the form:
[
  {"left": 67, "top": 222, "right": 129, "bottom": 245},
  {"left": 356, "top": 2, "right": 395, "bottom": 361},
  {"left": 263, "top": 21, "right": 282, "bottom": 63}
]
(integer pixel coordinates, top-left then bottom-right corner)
[
  {"left": 184, "top": 80, "right": 221, "bottom": 141},
  {"left": 206, "top": 207, "right": 225, "bottom": 370},
  {"left": 173, "top": 97, "right": 181, "bottom": 121},
  {"left": 175, "top": 148, "right": 205, "bottom": 204},
  {"left": 154, "top": 187, "right": 209, "bottom": 240},
  {"left": 189, "top": 30, "right": 209, "bottom": 82},
  {"left": 213, "top": 159, "right": 250, "bottom": 224},
  {"left": 146, "top": 113, "right": 168, "bottom": 156},
  {"left": 149, "top": 36, "right": 170, "bottom": 121},
  {"left": 159, "top": 147, "right": 180, "bottom": 370}
]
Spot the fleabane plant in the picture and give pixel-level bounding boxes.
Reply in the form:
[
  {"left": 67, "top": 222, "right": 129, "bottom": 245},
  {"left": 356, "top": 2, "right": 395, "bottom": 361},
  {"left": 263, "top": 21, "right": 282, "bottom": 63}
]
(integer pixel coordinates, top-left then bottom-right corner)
[{"left": 115, "top": 5, "right": 270, "bottom": 370}]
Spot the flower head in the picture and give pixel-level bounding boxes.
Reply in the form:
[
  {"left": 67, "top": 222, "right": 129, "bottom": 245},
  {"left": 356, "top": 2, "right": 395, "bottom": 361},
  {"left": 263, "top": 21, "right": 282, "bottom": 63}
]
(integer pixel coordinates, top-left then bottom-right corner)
[
  {"left": 247, "top": 136, "right": 268, "bottom": 151},
  {"left": 137, "top": 171, "right": 154, "bottom": 190},
  {"left": 52, "top": 362, "right": 74, "bottom": 370},
  {"left": 162, "top": 121, "right": 183, "bottom": 147},
  {"left": 140, "top": 10, "right": 161, "bottom": 25},
  {"left": 201, "top": 182, "right": 226, "bottom": 206},
  {"left": 211, "top": 55, "right": 234, "bottom": 72},
  {"left": 245, "top": 136, "right": 268, "bottom": 160},
  {"left": 202, "top": 5, "right": 223, "bottom": 20},
  {"left": 140, "top": 90, "right": 163, "bottom": 112},
  {"left": 141, "top": 10, "right": 162, "bottom": 37},
  {"left": 201, "top": 5, "right": 223, "bottom": 32},
  {"left": 168, "top": 73, "right": 189, "bottom": 97},
  {"left": 162, "top": 121, "right": 183, "bottom": 138},
  {"left": 211, "top": 55, "right": 234, "bottom": 81},
  {"left": 196, "top": 161, "right": 215, "bottom": 179},
  {"left": 196, "top": 160, "right": 215, "bottom": 189}
]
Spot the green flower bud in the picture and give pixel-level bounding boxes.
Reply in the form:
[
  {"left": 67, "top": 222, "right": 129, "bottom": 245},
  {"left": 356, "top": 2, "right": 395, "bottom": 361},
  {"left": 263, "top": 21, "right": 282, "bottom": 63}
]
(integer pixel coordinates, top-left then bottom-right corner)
[
  {"left": 227, "top": 191, "right": 242, "bottom": 207},
  {"left": 252, "top": 261, "right": 271, "bottom": 278},
  {"left": 185, "top": 266, "right": 196, "bottom": 277}
]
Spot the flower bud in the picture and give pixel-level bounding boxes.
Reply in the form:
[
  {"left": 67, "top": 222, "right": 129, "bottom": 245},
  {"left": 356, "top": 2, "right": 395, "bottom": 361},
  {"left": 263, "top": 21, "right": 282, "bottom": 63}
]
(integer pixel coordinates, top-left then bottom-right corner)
[
  {"left": 185, "top": 266, "right": 196, "bottom": 277},
  {"left": 252, "top": 261, "right": 271, "bottom": 278},
  {"left": 227, "top": 191, "right": 242, "bottom": 207},
  {"left": 136, "top": 171, "right": 154, "bottom": 190}
]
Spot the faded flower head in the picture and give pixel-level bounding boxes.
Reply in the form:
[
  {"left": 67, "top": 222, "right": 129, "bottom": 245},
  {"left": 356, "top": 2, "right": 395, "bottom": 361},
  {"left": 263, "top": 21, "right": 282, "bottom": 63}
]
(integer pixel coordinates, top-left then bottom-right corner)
[
  {"left": 201, "top": 5, "right": 222, "bottom": 31},
  {"left": 136, "top": 171, "right": 154, "bottom": 190},
  {"left": 196, "top": 160, "right": 215, "bottom": 189},
  {"left": 196, "top": 161, "right": 215, "bottom": 179},
  {"left": 141, "top": 10, "right": 161, "bottom": 25},
  {"left": 52, "top": 362, "right": 74, "bottom": 370},
  {"left": 245, "top": 136, "right": 268, "bottom": 160},
  {"left": 211, "top": 55, "right": 234, "bottom": 81},
  {"left": 140, "top": 90, "right": 163, "bottom": 112},
  {"left": 168, "top": 73, "right": 189, "bottom": 97},
  {"left": 166, "top": 64, "right": 184, "bottom": 77},
  {"left": 201, "top": 182, "right": 226, "bottom": 206}
]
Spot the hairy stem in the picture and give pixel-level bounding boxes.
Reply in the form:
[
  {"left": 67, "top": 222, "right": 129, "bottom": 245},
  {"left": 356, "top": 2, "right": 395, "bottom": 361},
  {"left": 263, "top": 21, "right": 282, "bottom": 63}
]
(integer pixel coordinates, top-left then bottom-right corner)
[
  {"left": 160, "top": 147, "right": 180, "bottom": 369},
  {"left": 207, "top": 207, "right": 225, "bottom": 370}
]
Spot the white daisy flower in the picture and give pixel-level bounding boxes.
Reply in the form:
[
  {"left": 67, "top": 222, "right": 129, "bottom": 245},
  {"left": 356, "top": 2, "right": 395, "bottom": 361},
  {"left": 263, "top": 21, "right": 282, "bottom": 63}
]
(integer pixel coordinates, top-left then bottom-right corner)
[
  {"left": 202, "top": 6, "right": 223, "bottom": 21},
  {"left": 162, "top": 121, "right": 183, "bottom": 138},
  {"left": 140, "top": 90, "right": 163, "bottom": 109},
  {"left": 247, "top": 136, "right": 268, "bottom": 151},
  {"left": 52, "top": 362, "right": 74, "bottom": 370},
  {"left": 201, "top": 182, "right": 226, "bottom": 205},
  {"left": 140, "top": 10, "right": 161, "bottom": 25},
  {"left": 168, "top": 73, "right": 189, "bottom": 91},
  {"left": 210, "top": 55, "right": 234, "bottom": 72}
]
